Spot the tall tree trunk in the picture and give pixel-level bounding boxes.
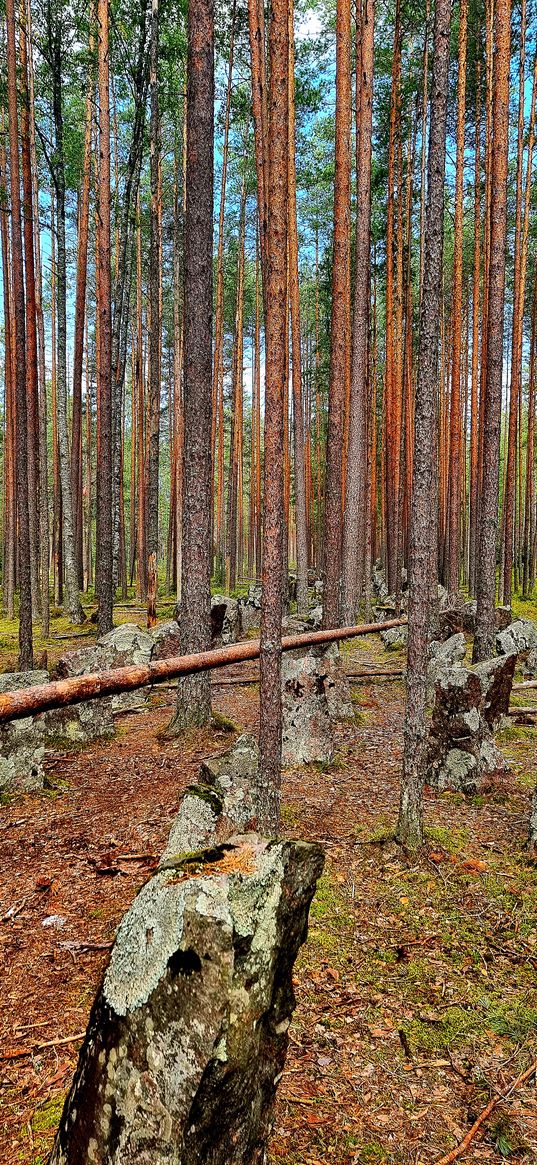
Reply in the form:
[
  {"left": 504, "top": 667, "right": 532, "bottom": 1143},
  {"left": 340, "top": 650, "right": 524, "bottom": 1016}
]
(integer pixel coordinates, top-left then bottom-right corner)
[
  {"left": 468, "top": 56, "right": 481, "bottom": 596},
  {"left": 6, "top": 0, "right": 33, "bottom": 665},
  {"left": 46, "top": 0, "right": 84, "bottom": 625},
  {"left": 384, "top": 0, "right": 402, "bottom": 596},
  {"left": 26, "top": 0, "right": 49, "bottom": 633},
  {"left": 502, "top": 20, "right": 535, "bottom": 606},
  {"left": 341, "top": 0, "right": 375, "bottom": 623},
  {"left": 445, "top": 0, "right": 467, "bottom": 597},
  {"left": 322, "top": 0, "right": 352, "bottom": 628},
  {"left": 146, "top": 0, "right": 161, "bottom": 571},
  {"left": 473, "top": 0, "right": 512, "bottom": 661},
  {"left": 95, "top": 0, "right": 114, "bottom": 633},
  {"left": 19, "top": 0, "right": 40, "bottom": 619},
  {"left": 396, "top": 0, "right": 452, "bottom": 852},
  {"left": 170, "top": 0, "right": 214, "bottom": 733},
  {"left": 288, "top": 0, "right": 308, "bottom": 615},
  {"left": 0, "top": 112, "right": 16, "bottom": 620},
  {"left": 213, "top": 0, "right": 235, "bottom": 574},
  {"left": 70, "top": 23, "right": 94, "bottom": 589},
  {"left": 258, "top": 0, "right": 289, "bottom": 831}
]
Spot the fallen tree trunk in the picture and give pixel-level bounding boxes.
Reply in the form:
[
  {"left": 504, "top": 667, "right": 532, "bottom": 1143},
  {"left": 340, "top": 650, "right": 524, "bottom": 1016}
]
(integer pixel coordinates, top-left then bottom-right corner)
[{"left": 0, "top": 618, "right": 406, "bottom": 723}]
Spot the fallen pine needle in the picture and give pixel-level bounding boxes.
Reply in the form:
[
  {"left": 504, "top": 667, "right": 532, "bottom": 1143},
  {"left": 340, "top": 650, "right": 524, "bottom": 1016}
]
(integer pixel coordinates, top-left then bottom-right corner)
[{"left": 434, "top": 1057, "right": 537, "bottom": 1165}]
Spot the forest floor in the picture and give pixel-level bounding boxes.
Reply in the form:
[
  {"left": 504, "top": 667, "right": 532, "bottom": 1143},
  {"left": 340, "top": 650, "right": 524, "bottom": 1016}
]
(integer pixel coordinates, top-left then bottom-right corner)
[{"left": 1, "top": 626, "right": 537, "bottom": 1164}]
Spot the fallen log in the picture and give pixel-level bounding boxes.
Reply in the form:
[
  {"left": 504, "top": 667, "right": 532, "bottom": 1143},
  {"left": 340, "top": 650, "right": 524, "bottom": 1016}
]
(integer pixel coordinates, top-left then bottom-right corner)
[{"left": 0, "top": 618, "right": 407, "bottom": 723}]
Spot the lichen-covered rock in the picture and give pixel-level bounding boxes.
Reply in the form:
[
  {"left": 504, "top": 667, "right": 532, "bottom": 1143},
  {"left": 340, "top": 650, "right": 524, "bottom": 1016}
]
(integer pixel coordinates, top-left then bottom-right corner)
[
  {"left": 56, "top": 623, "right": 153, "bottom": 712},
  {"left": 380, "top": 623, "right": 408, "bottom": 650},
  {"left": 238, "top": 585, "right": 262, "bottom": 635},
  {"left": 163, "top": 735, "right": 262, "bottom": 860},
  {"left": 307, "top": 603, "right": 323, "bottom": 629},
  {"left": 151, "top": 620, "right": 182, "bottom": 661},
  {"left": 372, "top": 564, "right": 388, "bottom": 600},
  {"left": 523, "top": 648, "right": 537, "bottom": 678},
  {"left": 496, "top": 618, "right": 537, "bottom": 659},
  {"left": 0, "top": 671, "right": 48, "bottom": 793},
  {"left": 281, "top": 646, "right": 352, "bottom": 765},
  {"left": 49, "top": 834, "right": 324, "bottom": 1165},
  {"left": 427, "top": 633, "right": 466, "bottom": 688},
  {"left": 321, "top": 643, "right": 354, "bottom": 721},
  {"left": 44, "top": 699, "right": 114, "bottom": 746},
  {"left": 427, "top": 654, "right": 515, "bottom": 793},
  {"left": 210, "top": 595, "right": 241, "bottom": 644}
]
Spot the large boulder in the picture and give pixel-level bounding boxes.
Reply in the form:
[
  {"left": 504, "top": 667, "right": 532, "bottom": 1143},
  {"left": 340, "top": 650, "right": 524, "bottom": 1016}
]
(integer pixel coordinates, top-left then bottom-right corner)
[
  {"left": 151, "top": 619, "right": 182, "bottom": 661},
  {"left": 496, "top": 618, "right": 537, "bottom": 659},
  {"left": 163, "top": 735, "right": 262, "bottom": 860},
  {"left": 0, "top": 671, "right": 48, "bottom": 794},
  {"left": 49, "top": 721, "right": 324, "bottom": 1165},
  {"left": 427, "top": 654, "right": 516, "bottom": 794},
  {"left": 211, "top": 595, "right": 241, "bottom": 644},
  {"left": 281, "top": 646, "right": 353, "bottom": 765},
  {"left": 380, "top": 623, "right": 408, "bottom": 650},
  {"left": 56, "top": 623, "right": 154, "bottom": 712},
  {"left": 44, "top": 700, "right": 114, "bottom": 747},
  {"left": 238, "top": 583, "right": 263, "bottom": 635},
  {"left": 427, "top": 633, "right": 466, "bottom": 688}
]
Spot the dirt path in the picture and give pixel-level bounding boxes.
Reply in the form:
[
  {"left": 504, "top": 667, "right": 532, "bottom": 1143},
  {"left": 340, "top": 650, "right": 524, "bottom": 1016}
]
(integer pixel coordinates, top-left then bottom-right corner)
[{"left": 1, "top": 641, "right": 536, "bottom": 1163}]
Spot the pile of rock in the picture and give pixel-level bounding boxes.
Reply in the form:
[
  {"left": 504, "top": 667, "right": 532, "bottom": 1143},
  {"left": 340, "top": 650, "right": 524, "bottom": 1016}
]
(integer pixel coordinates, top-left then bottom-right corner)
[{"left": 48, "top": 737, "right": 324, "bottom": 1165}]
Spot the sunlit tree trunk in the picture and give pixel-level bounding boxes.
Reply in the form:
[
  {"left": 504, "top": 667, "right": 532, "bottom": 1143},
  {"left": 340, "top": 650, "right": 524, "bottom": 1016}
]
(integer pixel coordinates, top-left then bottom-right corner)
[
  {"left": 322, "top": 0, "right": 352, "bottom": 628},
  {"left": 397, "top": 0, "right": 451, "bottom": 852},
  {"left": 171, "top": 0, "right": 214, "bottom": 732},
  {"left": 95, "top": 0, "right": 114, "bottom": 633},
  {"left": 341, "top": 0, "right": 374, "bottom": 623},
  {"left": 445, "top": 0, "right": 467, "bottom": 598},
  {"left": 259, "top": 0, "right": 289, "bottom": 830},
  {"left": 6, "top": 0, "right": 33, "bottom": 665},
  {"left": 288, "top": 0, "right": 308, "bottom": 614},
  {"left": 473, "top": 0, "right": 511, "bottom": 661},
  {"left": 147, "top": 0, "right": 161, "bottom": 572}
]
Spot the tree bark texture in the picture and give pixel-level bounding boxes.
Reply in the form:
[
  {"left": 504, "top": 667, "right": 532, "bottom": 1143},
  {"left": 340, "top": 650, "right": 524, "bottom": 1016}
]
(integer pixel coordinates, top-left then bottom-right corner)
[
  {"left": 473, "top": 0, "right": 511, "bottom": 662},
  {"left": 171, "top": 0, "right": 214, "bottom": 733},
  {"left": 396, "top": 0, "right": 452, "bottom": 852},
  {"left": 258, "top": 0, "right": 289, "bottom": 833}
]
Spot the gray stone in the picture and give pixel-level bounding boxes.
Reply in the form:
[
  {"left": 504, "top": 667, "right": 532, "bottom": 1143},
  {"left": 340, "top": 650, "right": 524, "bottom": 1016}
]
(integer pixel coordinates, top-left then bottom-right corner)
[
  {"left": 523, "top": 648, "right": 537, "bottom": 678},
  {"left": 496, "top": 618, "right": 537, "bottom": 658},
  {"left": 44, "top": 699, "right": 115, "bottom": 746},
  {"left": 427, "top": 654, "right": 516, "bottom": 793},
  {"left": 49, "top": 835, "right": 324, "bottom": 1165},
  {"left": 56, "top": 623, "right": 153, "bottom": 712},
  {"left": 427, "top": 633, "right": 466, "bottom": 688},
  {"left": 307, "top": 604, "right": 323, "bottom": 629},
  {"left": 281, "top": 646, "right": 352, "bottom": 765},
  {"left": 163, "top": 735, "right": 262, "bottom": 860},
  {"left": 151, "top": 620, "right": 182, "bottom": 661},
  {"left": 0, "top": 670, "right": 49, "bottom": 793},
  {"left": 49, "top": 724, "right": 324, "bottom": 1165},
  {"left": 380, "top": 624, "right": 408, "bottom": 650},
  {"left": 210, "top": 595, "right": 241, "bottom": 644},
  {"left": 321, "top": 643, "right": 354, "bottom": 721}
]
